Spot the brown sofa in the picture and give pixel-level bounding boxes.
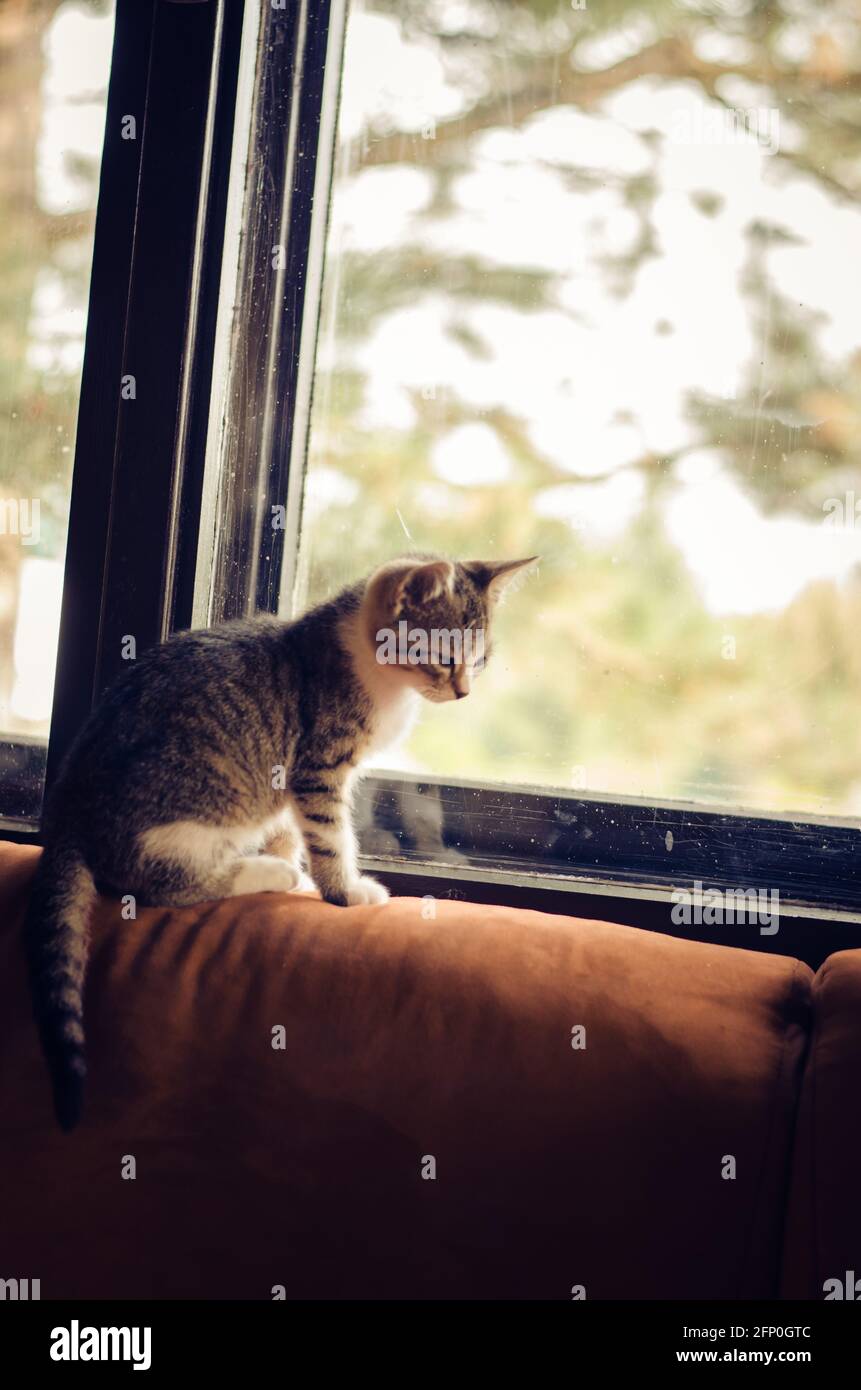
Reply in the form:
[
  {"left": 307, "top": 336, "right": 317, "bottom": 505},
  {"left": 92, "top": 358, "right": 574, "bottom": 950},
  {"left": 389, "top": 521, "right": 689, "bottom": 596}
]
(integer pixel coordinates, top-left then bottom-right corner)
[{"left": 0, "top": 841, "right": 855, "bottom": 1300}]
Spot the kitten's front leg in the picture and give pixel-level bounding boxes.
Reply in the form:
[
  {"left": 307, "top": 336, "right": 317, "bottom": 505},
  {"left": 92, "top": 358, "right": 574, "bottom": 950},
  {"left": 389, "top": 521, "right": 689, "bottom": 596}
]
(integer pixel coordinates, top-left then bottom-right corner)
[{"left": 289, "top": 774, "right": 388, "bottom": 907}]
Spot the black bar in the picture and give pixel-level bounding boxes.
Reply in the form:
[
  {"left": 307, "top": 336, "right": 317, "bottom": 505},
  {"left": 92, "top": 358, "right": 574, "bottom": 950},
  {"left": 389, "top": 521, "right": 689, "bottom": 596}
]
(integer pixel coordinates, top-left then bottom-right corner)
[
  {"left": 1, "top": 1300, "right": 856, "bottom": 1370},
  {"left": 44, "top": 0, "right": 156, "bottom": 803},
  {"left": 45, "top": 0, "right": 245, "bottom": 800},
  {"left": 92, "top": 0, "right": 221, "bottom": 695}
]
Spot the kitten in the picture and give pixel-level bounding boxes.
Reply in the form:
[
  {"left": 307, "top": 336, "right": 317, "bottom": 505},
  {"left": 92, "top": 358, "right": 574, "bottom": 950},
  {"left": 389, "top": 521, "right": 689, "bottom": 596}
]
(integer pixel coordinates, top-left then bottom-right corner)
[{"left": 25, "top": 554, "right": 535, "bottom": 1130}]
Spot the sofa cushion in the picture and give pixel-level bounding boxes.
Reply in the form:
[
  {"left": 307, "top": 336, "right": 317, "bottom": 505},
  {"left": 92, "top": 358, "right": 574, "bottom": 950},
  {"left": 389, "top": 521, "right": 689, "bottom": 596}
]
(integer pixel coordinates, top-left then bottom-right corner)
[
  {"left": 0, "top": 841, "right": 811, "bottom": 1299},
  {"left": 782, "top": 949, "right": 861, "bottom": 1300}
]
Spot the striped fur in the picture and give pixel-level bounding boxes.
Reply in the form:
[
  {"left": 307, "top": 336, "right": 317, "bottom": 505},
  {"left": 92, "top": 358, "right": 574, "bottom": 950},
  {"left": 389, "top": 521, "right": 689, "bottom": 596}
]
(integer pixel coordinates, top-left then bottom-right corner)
[
  {"left": 25, "top": 838, "right": 96, "bottom": 1131},
  {"left": 26, "top": 555, "right": 535, "bottom": 1129}
]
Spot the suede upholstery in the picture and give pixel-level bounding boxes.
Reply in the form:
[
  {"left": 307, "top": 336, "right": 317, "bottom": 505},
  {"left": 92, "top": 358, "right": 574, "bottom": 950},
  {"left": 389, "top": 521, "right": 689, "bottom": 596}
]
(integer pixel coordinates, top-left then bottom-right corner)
[
  {"left": 781, "top": 950, "right": 861, "bottom": 1300},
  {"left": 0, "top": 841, "right": 825, "bottom": 1300}
]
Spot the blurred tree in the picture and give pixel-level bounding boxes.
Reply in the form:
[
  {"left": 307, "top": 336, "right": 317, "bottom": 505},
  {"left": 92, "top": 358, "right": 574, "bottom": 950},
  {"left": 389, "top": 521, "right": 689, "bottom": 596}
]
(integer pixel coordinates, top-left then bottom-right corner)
[
  {"left": 0, "top": 0, "right": 109, "bottom": 731},
  {"left": 300, "top": 0, "right": 861, "bottom": 816}
]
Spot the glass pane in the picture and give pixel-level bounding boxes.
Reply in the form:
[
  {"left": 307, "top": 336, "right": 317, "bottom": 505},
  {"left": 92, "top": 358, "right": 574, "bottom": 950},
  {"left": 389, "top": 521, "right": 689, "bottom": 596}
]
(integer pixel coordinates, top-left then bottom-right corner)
[
  {"left": 298, "top": 0, "right": 861, "bottom": 822},
  {"left": 0, "top": 0, "right": 115, "bottom": 819}
]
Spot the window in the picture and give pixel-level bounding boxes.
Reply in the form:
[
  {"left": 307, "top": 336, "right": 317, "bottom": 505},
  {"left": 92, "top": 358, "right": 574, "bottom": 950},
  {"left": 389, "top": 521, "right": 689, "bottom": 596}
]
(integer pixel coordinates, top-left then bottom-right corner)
[
  {"left": 299, "top": 0, "right": 861, "bottom": 824},
  {"left": 295, "top": 0, "right": 861, "bottom": 916},
  {"left": 5, "top": 0, "right": 859, "bottom": 926},
  {"left": 0, "top": 0, "right": 115, "bottom": 822}
]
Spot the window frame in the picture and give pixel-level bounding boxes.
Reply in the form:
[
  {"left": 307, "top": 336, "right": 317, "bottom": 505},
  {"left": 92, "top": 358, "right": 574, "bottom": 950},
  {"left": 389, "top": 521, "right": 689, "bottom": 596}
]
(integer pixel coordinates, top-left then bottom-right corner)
[
  {"left": 2, "top": 0, "right": 859, "bottom": 950},
  {"left": 48, "top": 0, "right": 246, "bottom": 781},
  {"left": 354, "top": 771, "right": 861, "bottom": 943}
]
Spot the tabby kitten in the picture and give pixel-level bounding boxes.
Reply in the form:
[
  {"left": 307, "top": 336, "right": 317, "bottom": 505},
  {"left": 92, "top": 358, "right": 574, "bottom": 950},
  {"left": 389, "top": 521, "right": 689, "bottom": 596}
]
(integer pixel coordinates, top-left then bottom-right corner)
[{"left": 26, "top": 555, "right": 535, "bottom": 1130}]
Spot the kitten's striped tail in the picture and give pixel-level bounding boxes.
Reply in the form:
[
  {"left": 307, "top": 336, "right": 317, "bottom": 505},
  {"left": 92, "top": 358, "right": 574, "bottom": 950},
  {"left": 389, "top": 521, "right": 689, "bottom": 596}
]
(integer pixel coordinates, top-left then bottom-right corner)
[{"left": 24, "top": 838, "right": 97, "bottom": 1132}]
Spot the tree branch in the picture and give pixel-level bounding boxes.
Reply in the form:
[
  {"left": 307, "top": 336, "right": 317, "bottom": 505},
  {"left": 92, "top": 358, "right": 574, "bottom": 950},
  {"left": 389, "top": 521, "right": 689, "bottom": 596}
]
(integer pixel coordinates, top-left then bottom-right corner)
[{"left": 353, "top": 34, "right": 861, "bottom": 172}]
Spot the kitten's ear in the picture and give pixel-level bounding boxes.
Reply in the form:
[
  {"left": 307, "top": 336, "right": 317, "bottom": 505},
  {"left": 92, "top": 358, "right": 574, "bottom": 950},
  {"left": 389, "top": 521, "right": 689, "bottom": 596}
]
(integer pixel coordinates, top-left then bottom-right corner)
[
  {"left": 464, "top": 556, "right": 539, "bottom": 602},
  {"left": 393, "top": 559, "right": 455, "bottom": 614}
]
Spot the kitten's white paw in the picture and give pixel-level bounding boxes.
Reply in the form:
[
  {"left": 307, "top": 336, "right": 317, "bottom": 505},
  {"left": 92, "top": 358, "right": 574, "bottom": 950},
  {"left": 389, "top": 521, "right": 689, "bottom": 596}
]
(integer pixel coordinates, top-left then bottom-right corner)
[
  {"left": 290, "top": 868, "right": 317, "bottom": 894},
  {"left": 345, "top": 875, "right": 390, "bottom": 907},
  {"left": 231, "top": 855, "right": 301, "bottom": 896}
]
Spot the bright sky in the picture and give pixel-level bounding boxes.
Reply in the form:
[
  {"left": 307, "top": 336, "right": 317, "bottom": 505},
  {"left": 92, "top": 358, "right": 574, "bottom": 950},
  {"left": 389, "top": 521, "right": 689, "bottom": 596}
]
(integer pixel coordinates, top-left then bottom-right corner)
[
  {"left": 28, "top": 2, "right": 114, "bottom": 379},
  {"left": 12, "top": 2, "right": 114, "bottom": 723},
  {"left": 325, "top": 6, "right": 861, "bottom": 617}
]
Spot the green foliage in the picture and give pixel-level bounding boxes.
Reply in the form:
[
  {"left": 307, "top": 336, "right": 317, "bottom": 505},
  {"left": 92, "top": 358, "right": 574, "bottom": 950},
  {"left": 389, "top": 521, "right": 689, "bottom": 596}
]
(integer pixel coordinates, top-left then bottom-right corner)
[
  {"left": 302, "top": 0, "right": 861, "bottom": 816},
  {"left": 0, "top": 0, "right": 101, "bottom": 547}
]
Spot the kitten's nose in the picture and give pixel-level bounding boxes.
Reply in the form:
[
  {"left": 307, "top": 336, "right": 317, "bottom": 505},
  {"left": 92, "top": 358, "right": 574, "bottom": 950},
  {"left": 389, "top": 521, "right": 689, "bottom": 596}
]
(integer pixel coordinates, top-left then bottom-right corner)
[{"left": 452, "top": 663, "right": 471, "bottom": 699}]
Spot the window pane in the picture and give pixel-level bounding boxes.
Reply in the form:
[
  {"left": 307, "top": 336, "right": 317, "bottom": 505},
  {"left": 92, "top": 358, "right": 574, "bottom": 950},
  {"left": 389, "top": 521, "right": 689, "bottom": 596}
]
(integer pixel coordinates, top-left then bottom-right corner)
[
  {"left": 0, "top": 0, "right": 115, "bottom": 818},
  {"left": 298, "top": 0, "right": 861, "bottom": 822}
]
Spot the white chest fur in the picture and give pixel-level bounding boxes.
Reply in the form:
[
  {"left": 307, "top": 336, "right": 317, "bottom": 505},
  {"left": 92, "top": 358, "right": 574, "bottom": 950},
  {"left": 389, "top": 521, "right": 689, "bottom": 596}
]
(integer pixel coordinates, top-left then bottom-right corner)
[
  {"left": 367, "top": 685, "right": 420, "bottom": 755},
  {"left": 339, "top": 609, "right": 421, "bottom": 759}
]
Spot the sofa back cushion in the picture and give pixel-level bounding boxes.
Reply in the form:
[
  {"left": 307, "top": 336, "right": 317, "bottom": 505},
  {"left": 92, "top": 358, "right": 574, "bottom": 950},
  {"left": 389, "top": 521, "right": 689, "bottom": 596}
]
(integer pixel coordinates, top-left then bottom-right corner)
[
  {"left": 0, "top": 842, "right": 811, "bottom": 1299},
  {"left": 782, "top": 949, "right": 861, "bottom": 1300}
]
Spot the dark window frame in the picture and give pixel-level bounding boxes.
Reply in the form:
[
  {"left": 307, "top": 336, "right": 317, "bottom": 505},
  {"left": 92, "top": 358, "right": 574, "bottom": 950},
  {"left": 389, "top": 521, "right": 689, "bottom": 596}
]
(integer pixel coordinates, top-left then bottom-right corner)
[
  {"left": 2, "top": 0, "right": 859, "bottom": 951},
  {"left": 49, "top": 0, "right": 247, "bottom": 778},
  {"left": 354, "top": 771, "right": 861, "bottom": 966}
]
